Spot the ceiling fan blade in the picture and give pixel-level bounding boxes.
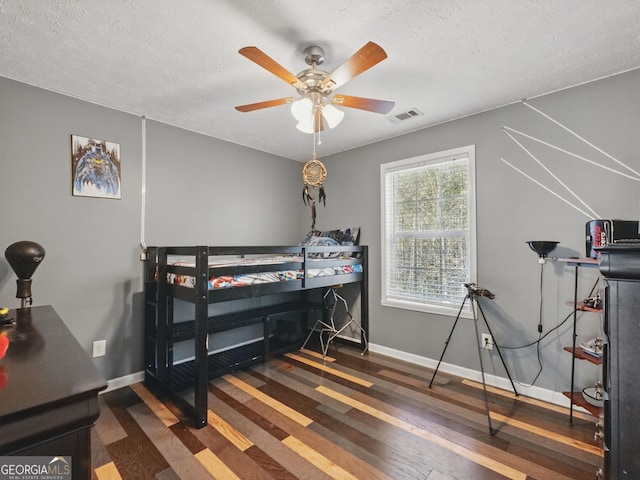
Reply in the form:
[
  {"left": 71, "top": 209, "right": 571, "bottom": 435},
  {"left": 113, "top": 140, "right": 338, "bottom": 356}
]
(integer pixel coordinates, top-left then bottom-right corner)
[
  {"left": 321, "top": 42, "right": 388, "bottom": 90},
  {"left": 239, "top": 47, "right": 305, "bottom": 89},
  {"left": 235, "top": 97, "right": 295, "bottom": 112},
  {"left": 332, "top": 94, "right": 395, "bottom": 114},
  {"left": 314, "top": 108, "right": 324, "bottom": 133}
]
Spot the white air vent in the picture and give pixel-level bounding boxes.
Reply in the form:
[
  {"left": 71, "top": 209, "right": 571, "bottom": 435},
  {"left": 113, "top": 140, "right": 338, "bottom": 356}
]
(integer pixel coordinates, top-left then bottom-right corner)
[{"left": 388, "top": 108, "right": 424, "bottom": 124}]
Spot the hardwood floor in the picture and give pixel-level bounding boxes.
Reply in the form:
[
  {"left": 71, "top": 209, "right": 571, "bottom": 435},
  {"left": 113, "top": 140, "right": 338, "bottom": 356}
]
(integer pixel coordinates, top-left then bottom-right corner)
[{"left": 91, "top": 344, "right": 602, "bottom": 479}]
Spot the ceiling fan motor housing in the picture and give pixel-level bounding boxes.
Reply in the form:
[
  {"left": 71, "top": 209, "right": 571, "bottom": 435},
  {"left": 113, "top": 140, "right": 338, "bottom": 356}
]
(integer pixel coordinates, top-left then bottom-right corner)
[
  {"left": 295, "top": 69, "right": 332, "bottom": 102},
  {"left": 303, "top": 45, "right": 324, "bottom": 66}
]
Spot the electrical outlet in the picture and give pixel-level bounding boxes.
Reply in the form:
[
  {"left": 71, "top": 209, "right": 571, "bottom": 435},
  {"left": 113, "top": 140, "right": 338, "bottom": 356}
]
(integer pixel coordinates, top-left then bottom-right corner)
[
  {"left": 481, "top": 333, "right": 493, "bottom": 350},
  {"left": 93, "top": 340, "right": 106, "bottom": 358}
]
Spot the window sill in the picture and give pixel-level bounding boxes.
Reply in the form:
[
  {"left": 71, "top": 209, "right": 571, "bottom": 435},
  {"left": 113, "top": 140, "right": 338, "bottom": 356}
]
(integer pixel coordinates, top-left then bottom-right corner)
[{"left": 381, "top": 298, "right": 473, "bottom": 319}]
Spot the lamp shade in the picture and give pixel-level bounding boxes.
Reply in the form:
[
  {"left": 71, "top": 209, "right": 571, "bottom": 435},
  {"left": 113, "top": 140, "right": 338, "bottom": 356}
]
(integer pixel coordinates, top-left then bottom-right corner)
[
  {"left": 292, "top": 97, "right": 345, "bottom": 133},
  {"left": 321, "top": 104, "right": 344, "bottom": 129},
  {"left": 291, "top": 97, "right": 313, "bottom": 122},
  {"left": 296, "top": 118, "right": 315, "bottom": 134},
  {"left": 526, "top": 241, "right": 559, "bottom": 259}
]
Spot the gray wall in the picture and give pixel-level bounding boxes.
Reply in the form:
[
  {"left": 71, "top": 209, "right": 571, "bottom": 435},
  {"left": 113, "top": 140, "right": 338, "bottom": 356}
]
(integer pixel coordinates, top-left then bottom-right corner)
[
  {"left": 1, "top": 69, "right": 638, "bottom": 398},
  {"left": 0, "top": 77, "right": 143, "bottom": 379},
  {"left": 320, "top": 69, "right": 640, "bottom": 394},
  {"left": 0, "top": 76, "right": 301, "bottom": 380},
  {"left": 144, "top": 120, "right": 302, "bottom": 246}
]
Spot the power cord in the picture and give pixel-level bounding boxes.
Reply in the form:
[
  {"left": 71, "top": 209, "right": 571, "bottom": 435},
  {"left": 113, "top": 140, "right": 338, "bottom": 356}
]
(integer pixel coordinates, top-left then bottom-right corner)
[
  {"left": 531, "top": 262, "right": 545, "bottom": 386},
  {"left": 495, "top": 277, "right": 600, "bottom": 387}
]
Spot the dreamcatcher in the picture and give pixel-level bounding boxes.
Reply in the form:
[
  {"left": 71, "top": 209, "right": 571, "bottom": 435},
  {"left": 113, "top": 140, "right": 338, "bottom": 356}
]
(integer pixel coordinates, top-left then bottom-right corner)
[
  {"left": 302, "top": 120, "right": 328, "bottom": 230},
  {"left": 302, "top": 153, "right": 326, "bottom": 231}
]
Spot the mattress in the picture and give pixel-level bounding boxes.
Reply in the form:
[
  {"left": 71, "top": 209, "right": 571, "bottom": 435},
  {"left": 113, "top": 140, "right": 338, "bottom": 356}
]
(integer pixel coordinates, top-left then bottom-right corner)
[{"left": 165, "top": 255, "right": 362, "bottom": 290}]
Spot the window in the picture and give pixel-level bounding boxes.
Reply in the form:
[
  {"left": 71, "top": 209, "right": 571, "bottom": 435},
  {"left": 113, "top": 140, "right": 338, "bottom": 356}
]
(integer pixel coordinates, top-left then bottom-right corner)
[{"left": 381, "top": 145, "right": 476, "bottom": 317}]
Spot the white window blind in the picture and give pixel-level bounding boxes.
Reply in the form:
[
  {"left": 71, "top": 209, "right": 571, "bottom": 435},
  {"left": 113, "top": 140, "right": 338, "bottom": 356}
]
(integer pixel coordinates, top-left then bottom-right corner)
[{"left": 381, "top": 145, "right": 476, "bottom": 316}]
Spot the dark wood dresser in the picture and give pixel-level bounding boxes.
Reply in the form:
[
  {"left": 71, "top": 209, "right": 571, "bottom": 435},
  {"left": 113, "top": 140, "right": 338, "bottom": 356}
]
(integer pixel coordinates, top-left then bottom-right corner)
[
  {"left": 0, "top": 305, "right": 108, "bottom": 479},
  {"left": 599, "top": 244, "right": 640, "bottom": 479}
]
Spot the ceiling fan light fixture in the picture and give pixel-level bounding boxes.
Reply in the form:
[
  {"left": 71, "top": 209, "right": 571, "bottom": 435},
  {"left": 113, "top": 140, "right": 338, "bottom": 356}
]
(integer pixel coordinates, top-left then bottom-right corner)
[
  {"left": 296, "top": 116, "right": 316, "bottom": 134},
  {"left": 322, "top": 104, "right": 344, "bottom": 129},
  {"left": 291, "top": 97, "right": 313, "bottom": 122}
]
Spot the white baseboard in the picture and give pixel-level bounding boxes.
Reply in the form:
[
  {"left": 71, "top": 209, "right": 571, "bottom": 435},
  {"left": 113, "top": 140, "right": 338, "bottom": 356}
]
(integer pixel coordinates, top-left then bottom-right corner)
[
  {"left": 104, "top": 346, "right": 573, "bottom": 411},
  {"left": 102, "top": 370, "right": 145, "bottom": 393},
  {"left": 368, "top": 342, "right": 573, "bottom": 409}
]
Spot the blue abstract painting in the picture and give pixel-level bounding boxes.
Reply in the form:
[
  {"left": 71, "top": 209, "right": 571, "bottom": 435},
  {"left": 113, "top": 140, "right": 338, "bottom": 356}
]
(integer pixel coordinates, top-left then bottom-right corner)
[{"left": 71, "top": 135, "right": 121, "bottom": 199}]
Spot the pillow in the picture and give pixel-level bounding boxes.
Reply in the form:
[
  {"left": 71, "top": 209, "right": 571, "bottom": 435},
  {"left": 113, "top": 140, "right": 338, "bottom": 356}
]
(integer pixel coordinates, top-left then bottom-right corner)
[
  {"left": 300, "top": 235, "right": 341, "bottom": 247},
  {"left": 300, "top": 227, "right": 360, "bottom": 259},
  {"left": 303, "top": 227, "right": 360, "bottom": 246}
]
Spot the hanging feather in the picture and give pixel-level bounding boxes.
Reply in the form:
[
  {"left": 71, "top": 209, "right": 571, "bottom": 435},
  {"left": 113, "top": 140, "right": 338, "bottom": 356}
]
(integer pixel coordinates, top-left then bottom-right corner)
[
  {"left": 303, "top": 184, "right": 316, "bottom": 206},
  {"left": 311, "top": 203, "right": 317, "bottom": 230}
]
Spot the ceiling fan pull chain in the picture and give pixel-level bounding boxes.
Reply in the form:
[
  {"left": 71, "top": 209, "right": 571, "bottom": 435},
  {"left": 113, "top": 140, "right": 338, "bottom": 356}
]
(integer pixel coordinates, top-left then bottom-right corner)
[{"left": 313, "top": 127, "right": 318, "bottom": 154}]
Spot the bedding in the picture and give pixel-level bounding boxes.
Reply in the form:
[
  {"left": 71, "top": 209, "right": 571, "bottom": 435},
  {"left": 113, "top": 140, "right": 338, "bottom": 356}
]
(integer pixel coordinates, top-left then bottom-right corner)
[
  {"left": 166, "top": 259, "right": 363, "bottom": 289},
  {"left": 163, "top": 228, "right": 362, "bottom": 290},
  {"left": 301, "top": 227, "right": 360, "bottom": 246},
  {"left": 300, "top": 227, "right": 361, "bottom": 261},
  {"left": 169, "top": 255, "right": 302, "bottom": 268}
]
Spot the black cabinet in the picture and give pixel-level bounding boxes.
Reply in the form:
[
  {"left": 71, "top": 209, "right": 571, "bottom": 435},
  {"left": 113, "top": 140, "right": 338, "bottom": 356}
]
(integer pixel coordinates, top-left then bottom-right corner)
[
  {"left": 0, "top": 305, "right": 108, "bottom": 479},
  {"left": 599, "top": 244, "right": 640, "bottom": 479}
]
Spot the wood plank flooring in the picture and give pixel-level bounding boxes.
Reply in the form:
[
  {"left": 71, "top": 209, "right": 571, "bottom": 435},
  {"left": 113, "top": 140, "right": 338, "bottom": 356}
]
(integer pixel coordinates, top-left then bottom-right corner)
[{"left": 91, "top": 344, "right": 602, "bottom": 479}]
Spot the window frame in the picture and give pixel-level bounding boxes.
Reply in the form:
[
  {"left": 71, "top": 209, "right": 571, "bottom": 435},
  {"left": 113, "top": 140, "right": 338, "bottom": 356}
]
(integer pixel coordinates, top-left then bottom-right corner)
[{"left": 380, "top": 145, "right": 477, "bottom": 318}]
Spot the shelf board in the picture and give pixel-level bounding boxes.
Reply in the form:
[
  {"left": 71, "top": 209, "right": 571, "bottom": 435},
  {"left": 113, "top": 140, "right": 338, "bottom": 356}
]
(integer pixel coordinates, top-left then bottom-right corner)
[
  {"left": 168, "top": 341, "right": 264, "bottom": 391},
  {"left": 564, "top": 347, "right": 602, "bottom": 365},
  {"left": 565, "top": 301, "right": 603, "bottom": 313},
  {"left": 563, "top": 391, "right": 602, "bottom": 417},
  {"left": 169, "top": 301, "right": 319, "bottom": 342},
  {"left": 556, "top": 257, "right": 600, "bottom": 268}
]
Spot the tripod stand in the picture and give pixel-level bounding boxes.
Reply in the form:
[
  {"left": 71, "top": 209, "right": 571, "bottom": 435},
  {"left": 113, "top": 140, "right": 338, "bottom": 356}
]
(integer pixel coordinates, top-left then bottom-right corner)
[{"left": 428, "top": 283, "right": 518, "bottom": 435}]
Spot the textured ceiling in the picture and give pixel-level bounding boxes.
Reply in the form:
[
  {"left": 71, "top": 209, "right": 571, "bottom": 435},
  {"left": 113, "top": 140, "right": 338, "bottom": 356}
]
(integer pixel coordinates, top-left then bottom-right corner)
[{"left": 1, "top": 0, "right": 640, "bottom": 161}]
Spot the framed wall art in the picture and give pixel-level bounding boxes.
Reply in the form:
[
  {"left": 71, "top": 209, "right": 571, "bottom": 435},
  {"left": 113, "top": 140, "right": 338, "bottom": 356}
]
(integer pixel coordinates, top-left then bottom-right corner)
[{"left": 71, "top": 134, "right": 121, "bottom": 199}]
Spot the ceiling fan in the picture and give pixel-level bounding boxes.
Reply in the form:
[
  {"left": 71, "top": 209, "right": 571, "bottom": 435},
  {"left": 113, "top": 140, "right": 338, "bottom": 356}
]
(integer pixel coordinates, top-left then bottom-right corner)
[{"left": 235, "top": 42, "right": 395, "bottom": 133}]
